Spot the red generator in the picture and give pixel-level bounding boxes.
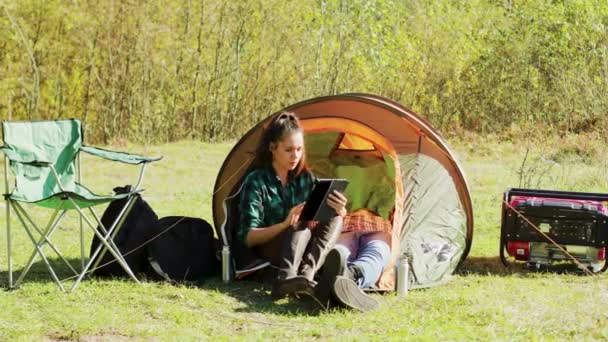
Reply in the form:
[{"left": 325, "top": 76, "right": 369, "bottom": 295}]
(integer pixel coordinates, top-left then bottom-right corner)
[{"left": 500, "top": 188, "right": 608, "bottom": 273}]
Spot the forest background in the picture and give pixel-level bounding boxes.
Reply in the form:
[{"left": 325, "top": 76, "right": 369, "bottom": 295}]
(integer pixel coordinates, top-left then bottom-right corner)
[{"left": 2, "top": 0, "right": 607, "bottom": 143}]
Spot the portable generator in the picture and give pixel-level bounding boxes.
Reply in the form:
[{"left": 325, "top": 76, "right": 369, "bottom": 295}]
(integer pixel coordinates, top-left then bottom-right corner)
[{"left": 500, "top": 188, "right": 608, "bottom": 273}]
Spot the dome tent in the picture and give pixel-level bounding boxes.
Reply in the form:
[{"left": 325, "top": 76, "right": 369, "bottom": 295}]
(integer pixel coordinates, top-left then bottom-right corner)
[{"left": 212, "top": 93, "right": 473, "bottom": 290}]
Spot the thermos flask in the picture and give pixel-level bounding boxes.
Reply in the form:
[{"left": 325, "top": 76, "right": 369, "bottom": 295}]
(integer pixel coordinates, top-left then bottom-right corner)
[
  {"left": 221, "top": 245, "right": 231, "bottom": 284},
  {"left": 396, "top": 254, "right": 409, "bottom": 296}
]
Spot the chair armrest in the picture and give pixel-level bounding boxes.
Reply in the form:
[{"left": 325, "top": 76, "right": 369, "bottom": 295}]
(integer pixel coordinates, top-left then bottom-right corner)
[
  {"left": 1, "top": 146, "right": 51, "bottom": 166},
  {"left": 80, "top": 145, "right": 162, "bottom": 165}
]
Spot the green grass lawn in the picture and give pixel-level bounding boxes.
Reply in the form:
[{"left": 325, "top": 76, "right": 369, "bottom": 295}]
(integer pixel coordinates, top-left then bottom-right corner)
[{"left": 1, "top": 137, "right": 608, "bottom": 341}]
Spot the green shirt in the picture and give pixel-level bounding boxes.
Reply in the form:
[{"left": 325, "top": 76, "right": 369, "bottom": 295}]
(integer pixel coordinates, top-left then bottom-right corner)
[{"left": 238, "top": 167, "right": 314, "bottom": 245}]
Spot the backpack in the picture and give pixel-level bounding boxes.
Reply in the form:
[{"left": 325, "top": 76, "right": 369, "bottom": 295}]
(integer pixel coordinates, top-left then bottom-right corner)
[
  {"left": 147, "top": 216, "right": 221, "bottom": 282},
  {"left": 90, "top": 186, "right": 159, "bottom": 277},
  {"left": 90, "top": 186, "right": 220, "bottom": 283}
]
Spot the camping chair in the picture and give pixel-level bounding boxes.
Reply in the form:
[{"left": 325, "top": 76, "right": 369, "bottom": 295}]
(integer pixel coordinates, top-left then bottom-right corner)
[{"left": 1, "top": 119, "right": 161, "bottom": 292}]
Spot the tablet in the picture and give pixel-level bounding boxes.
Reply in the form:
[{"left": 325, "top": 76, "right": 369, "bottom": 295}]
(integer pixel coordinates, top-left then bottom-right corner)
[{"left": 299, "top": 178, "right": 349, "bottom": 222}]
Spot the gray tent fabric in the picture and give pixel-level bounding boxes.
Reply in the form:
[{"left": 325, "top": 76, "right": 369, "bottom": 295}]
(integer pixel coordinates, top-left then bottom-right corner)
[{"left": 399, "top": 154, "right": 467, "bottom": 289}]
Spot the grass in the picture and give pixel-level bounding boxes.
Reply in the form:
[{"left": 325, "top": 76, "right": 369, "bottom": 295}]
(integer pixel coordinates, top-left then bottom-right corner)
[{"left": 1, "top": 136, "right": 608, "bottom": 341}]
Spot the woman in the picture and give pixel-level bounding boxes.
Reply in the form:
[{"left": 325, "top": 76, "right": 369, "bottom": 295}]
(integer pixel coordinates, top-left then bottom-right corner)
[{"left": 238, "top": 112, "right": 348, "bottom": 298}]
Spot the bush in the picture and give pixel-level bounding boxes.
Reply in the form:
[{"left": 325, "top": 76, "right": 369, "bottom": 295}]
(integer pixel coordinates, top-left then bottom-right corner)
[{"left": 1, "top": 0, "right": 606, "bottom": 142}]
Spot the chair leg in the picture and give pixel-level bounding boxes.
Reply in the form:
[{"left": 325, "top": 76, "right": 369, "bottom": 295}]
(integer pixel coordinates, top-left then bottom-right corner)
[
  {"left": 71, "top": 223, "right": 139, "bottom": 292},
  {"left": 6, "top": 198, "right": 12, "bottom": 289},
  {"left": 13, "top": 204, "right": 78, "bottom": 277},
  {"left": 11, "top": 203, "right": 66, "bottom": 291},
  {"left": 5, "top": 193, "right": 142, "bottom": 291},
  {"left": 26, "top": 214, "right": 78, "bottom": 277},
  {"left": 68, "top": 197, "right": 140, "bottom": 292},
  {"left": 77, "top": 152, "right": 85, "bottom": 272},
  {"left": 86, "top": 197, "right": 138, "bottom": 273},
  {"left": 12, "top": 205, "right": 75, "bottom": 278},
  {"left": 72, "top": 202, "right": 134, "bottom": 282},
  {"left": 80, "top": 215, "right": 85, "bottom": 272},
  {"left": 87, "top": 201, "right": 135, "bottom": 270},
  {"left": 4, "top": 156, "right": 11, "bottom": 289}
]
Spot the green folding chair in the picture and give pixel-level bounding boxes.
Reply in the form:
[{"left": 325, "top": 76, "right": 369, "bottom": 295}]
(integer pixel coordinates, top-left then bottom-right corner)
[{"left": 1, "top": 119, "right": 162, "bottom": 292}]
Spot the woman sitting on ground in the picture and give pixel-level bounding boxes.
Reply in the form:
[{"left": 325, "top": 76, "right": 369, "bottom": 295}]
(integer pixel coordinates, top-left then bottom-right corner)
[{"left": 238, "top": 112, "right": 348, "bottom": 298}]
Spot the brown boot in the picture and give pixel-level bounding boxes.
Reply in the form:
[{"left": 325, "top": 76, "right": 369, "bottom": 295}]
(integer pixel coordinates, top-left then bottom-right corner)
[
  {"left": 314, "top": 247, "right": 348, "bottom": 305},
  {"left": 272, "top": 224, "right": 313, "bottom": 298},
  {"left": 333, "top": 276, "right": 379, "bottom": 312},
  {"left": 299, "top": 216, "right": 343, "bottom": 282},
  {"left": 271, "top": 276, "right": 314, "bottom": 299}
]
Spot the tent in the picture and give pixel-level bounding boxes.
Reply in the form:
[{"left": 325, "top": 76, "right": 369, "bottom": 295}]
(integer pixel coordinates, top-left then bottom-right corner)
[{"left": 212, "top": 93, "right": 473, "bottom": 290}]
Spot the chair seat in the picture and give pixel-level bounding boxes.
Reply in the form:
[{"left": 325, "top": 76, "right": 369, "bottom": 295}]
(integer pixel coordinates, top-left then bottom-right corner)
[{"left": 6, "top": 183, "right": 135, "bottom": 210}]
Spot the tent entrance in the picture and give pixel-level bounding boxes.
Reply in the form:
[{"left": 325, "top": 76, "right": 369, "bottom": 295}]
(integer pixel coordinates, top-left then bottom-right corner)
[{"left": 301, "top": 117, "right": 401, "bottom": 222}]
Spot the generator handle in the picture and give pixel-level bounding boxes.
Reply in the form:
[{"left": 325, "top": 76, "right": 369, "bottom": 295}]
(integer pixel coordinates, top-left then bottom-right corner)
[{"left": 506, "top": 188, "right": 608, "bottom": 203}]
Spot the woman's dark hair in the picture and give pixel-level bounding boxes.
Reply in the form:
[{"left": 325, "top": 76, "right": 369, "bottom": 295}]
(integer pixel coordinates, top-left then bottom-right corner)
[{"left": 251, "top": 111, "right": 309, "bottom": 176}]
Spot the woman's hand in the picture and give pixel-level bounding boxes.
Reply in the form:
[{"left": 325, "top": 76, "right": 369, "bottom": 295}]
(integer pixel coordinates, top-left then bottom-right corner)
[
  {"left": 282, "top": 203, "right": 305, "bottom": 228},
  {"left": 247, "top": 203, "right": 304, "bottom": 247},
  {"left": 327, "top": 190, "right": 348, "bottom": 217}
]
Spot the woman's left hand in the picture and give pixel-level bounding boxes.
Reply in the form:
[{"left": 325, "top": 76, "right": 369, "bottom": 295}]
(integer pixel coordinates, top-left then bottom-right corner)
[{"left": 326, "top": 190, "right": 348, "bottom": 217}]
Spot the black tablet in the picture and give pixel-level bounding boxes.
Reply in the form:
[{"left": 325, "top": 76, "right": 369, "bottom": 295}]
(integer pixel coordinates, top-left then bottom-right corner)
[{"left": 300, "top": 178, "right": 349, "bottom": 222}]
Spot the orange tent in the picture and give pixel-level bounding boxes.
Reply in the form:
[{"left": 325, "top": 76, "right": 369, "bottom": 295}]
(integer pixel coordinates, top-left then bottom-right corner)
[{"left": 213, "top": 94, "right": 473, "bottom": 290}]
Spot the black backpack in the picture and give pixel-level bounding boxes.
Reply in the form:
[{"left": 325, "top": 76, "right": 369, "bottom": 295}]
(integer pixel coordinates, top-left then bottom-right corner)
[
  {"left": 90, "top": 186, "right": 159, "bottom": 277},
  {"left": 90, "top": 187, "right": 220, "bottom": 282},
  {"left": 147, "top": 216, "right": 221, "bottom": 282}
]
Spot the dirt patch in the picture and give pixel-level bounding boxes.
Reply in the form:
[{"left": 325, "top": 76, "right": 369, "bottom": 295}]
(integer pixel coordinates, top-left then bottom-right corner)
[{"left": 44, "top": 331, "right": 135, "bottom": 342}]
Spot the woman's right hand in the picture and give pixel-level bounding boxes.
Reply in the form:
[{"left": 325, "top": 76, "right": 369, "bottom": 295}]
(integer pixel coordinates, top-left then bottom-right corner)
[{"left": 283, "top": 203, "right": 305, "bottom": 229}]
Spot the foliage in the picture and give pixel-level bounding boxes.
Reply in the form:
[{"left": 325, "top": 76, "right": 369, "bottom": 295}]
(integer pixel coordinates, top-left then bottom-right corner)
[{"left": 1, "top": 0, "right": 607, "bottom": 143}]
